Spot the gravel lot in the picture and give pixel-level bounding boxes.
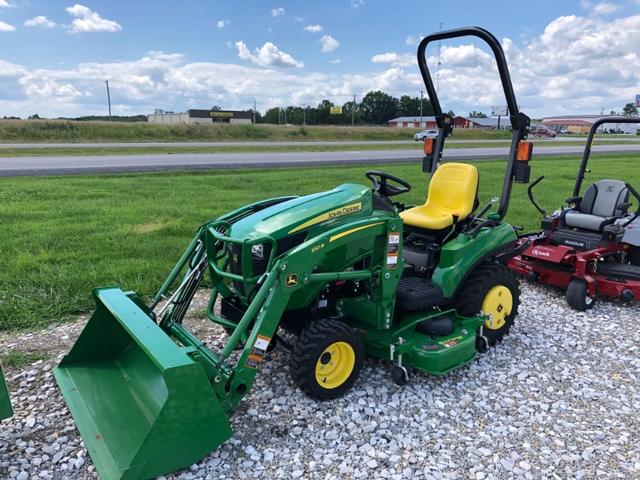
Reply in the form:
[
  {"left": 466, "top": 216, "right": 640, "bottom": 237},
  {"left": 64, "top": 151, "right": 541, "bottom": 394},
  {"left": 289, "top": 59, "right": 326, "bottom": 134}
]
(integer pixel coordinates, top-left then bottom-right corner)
[{"left": 1, "top": 282, "right": 639, "bottom": 480}]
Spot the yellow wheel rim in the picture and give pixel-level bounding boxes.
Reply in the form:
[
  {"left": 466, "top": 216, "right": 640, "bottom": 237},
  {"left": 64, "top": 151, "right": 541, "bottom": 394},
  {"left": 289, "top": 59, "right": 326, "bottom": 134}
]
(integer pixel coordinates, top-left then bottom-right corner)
[
  {"left": 482, "top": 285, "right": 513, "bottom": 330},
  {"left": 315, "top": 341, "right": 355, "bottom": 389}
]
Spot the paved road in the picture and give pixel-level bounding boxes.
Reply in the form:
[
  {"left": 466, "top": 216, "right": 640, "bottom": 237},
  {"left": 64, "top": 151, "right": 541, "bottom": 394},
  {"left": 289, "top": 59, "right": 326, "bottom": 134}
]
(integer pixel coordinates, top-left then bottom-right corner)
[
  {"left": 1, "top": 143, "right": 639, "bottom": 177},
  {"left": 0, "top": 139, "right": 500, "bottom": 148},
  {"left": 0, "top": 136, "right": 638, "bottom": 149}
]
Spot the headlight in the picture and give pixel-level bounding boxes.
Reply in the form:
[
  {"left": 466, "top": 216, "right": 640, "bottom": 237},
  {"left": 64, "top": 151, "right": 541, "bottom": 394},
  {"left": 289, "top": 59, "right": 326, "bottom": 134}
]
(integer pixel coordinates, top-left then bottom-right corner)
[{"left": 251, "top": 244, "right": 264, "bottom": 259}]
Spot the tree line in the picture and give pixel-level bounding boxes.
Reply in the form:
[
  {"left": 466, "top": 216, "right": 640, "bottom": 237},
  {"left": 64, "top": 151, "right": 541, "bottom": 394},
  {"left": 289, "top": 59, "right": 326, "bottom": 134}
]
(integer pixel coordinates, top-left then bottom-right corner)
[{"left": 256, "top": 91, "right": 437, "bottom": 126}]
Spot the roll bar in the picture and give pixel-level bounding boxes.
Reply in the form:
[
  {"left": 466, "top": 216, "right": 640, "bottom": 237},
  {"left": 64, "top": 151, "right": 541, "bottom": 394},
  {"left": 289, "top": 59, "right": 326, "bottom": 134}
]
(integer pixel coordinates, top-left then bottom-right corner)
[
  {"left": 417, "top": 26, "right": 531, "bottom": 220},
  {"left": 573, "top": 116, "right": 640, "bottom": 196}
]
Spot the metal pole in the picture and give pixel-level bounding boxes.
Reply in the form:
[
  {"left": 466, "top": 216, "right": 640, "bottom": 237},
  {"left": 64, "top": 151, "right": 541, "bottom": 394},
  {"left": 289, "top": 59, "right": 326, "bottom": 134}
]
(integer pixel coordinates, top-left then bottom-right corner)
[
  {"left": 351, "top": 94, "right": 356, "bottom": 126},
  {"left": 253, "top": 99, "right": 256, "bottom": 123},
  {"left": 302, "top": 105, "right": 306, "bottom": 126},
  {"left": 105, "top": 80, "right": 112, "bottom": 120}
]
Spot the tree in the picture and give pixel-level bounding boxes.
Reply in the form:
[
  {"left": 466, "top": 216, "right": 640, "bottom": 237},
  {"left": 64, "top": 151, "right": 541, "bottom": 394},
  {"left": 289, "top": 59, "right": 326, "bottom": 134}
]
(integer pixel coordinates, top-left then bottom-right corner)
[
  {"left": 468, "top": 110, "right": 488, "bottom": 118},
  {"left": 263, "top": 107, "right": 280, "bottom": 124},
  {"left": 622, "top": 103, "right": 638, "bottom": 116},
  {"left": 398, "top": 95, "right": 420, "bottom": 116},
  {"left": 360, "top": 91, "right": 399, "bottom": 125},
  {"left": 211, "top": 105, "right": 222, "bottom": 111},
  {"left": 28, "top": 113, "right": 41, "bottom": 120}
]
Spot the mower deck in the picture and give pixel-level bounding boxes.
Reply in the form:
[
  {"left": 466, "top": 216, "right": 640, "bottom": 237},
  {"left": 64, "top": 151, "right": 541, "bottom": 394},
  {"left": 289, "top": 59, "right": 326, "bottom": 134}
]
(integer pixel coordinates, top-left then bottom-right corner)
[{"left": 508, "top": 235, "right": 640, "bottom": 302}]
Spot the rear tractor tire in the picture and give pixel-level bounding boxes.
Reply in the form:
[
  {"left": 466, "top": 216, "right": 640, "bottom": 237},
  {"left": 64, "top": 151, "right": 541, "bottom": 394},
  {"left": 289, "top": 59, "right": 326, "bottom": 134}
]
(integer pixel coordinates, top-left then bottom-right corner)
[
  {"left": 290, "top": 318, "right": 364, "bottom": 400},
  {"left": 454, "top": 263, "right": 520, "bottom": 347},
  {"left": 566, "top": 279, "right": 596, "bottom": 311}
]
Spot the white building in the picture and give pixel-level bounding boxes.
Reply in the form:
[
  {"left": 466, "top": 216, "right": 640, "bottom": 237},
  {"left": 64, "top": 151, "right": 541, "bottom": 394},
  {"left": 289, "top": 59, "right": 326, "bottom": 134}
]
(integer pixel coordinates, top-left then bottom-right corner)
[
  {"left": 148, "top": 109, "right": 253, "bottom": 125},
  {"left": 542, "top": 115, "right": 639, "bottom": 134}
]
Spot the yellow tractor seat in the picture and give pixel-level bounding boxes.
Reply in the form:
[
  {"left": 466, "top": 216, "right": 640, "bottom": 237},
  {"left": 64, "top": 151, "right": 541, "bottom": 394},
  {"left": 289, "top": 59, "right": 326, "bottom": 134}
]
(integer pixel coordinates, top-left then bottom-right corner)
[{"left": 400, "top": 163, "right": 479, "bottom": 230}]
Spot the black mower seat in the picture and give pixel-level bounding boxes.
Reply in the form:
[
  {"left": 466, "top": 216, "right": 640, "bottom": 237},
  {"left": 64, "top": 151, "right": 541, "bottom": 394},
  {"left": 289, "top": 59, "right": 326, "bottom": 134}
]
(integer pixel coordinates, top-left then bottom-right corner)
[{"left": 564, "top": 179, "right": 628, "bottom": 232}]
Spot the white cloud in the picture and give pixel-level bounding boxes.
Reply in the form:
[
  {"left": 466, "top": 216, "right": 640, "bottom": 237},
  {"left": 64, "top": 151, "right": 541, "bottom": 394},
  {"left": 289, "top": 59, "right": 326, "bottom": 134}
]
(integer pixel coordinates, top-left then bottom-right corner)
[
  {"left": 2, "top": 13, "right": 640, "bottom": 118},
  {"left": 271, "top": 7, "right": 285, "bottom": 17},
  {"left": 0, "top": 0, "right": 9, "bottom": 7},
  {"left": 24, "top": 16, "right": 56, "bottom": 28},
  {"left": 235, "top": 41, "right": 304, "bottom": 68},
  {"left": 593, "top": 2, "right": 619, "bottom": 14},
  {"left": 216, "top": 19, "right": 229, "bottom": 29},
  {"left": 294, "top": 15, "right": 305, "bottom": 22},
  {"left": 304, "top": 24, "right": 323, "bottom": 33},
  {"left": 320, "top": 35, "right": 339, "bottom": 52},
  {"left": 0, "top": 20, "right": 15, "bottom": 32},
  {"left": 351, "top": 0, "right": 365, "bottom": 7},
  {"left": 371, "top": 52, "right": 414, "bottom": 67},
  {"left": 405, "top": 35, "right": 424, "bottom": 46},
  {"left": 65, "top": 4, "right": 121, "bottom": 33},
  {"left": 330, "top": 59, "right": 341, "bottom": 64}
]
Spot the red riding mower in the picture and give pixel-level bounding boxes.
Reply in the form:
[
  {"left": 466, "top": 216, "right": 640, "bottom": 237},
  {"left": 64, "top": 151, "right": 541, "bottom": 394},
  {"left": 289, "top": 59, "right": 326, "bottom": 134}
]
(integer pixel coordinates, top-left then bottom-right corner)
[{"left": 507, "top": 117, "right": 640, "bottom": 310}]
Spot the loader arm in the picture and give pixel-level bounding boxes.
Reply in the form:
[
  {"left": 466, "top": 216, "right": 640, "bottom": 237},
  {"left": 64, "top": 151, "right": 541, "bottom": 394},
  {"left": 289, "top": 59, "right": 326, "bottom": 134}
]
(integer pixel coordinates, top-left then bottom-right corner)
[{"left": 54, "top": 209, "right": 401, "bottom": 480}]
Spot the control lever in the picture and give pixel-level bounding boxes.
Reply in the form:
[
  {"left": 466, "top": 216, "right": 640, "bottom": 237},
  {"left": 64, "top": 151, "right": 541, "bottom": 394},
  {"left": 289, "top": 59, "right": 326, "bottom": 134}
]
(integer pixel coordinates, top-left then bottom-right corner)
[{"left": 477, "top": 197, "right": 499, "bottom": 219}]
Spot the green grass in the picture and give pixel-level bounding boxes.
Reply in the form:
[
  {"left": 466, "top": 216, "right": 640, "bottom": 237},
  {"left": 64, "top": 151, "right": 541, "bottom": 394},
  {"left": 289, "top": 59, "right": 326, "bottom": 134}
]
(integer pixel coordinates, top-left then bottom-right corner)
[
  {"left": 1, "top": 153, "right": 638, "bottom": 332},
  {"left": 0, "top": 120, "right": 514, "bottom": 143},
  {"left": 1, "top": 351, "right": 51, "bottom": 368},
  {"left": 1, "top": 140, "right": 630, "bottom": 158}
]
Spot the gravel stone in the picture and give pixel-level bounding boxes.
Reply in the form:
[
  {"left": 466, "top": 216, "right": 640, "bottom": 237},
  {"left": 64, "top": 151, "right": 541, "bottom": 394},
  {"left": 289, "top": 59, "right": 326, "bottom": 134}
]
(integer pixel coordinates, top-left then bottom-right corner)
[{"left": 0, "top": 284, "right": 639, "bottom": 479}]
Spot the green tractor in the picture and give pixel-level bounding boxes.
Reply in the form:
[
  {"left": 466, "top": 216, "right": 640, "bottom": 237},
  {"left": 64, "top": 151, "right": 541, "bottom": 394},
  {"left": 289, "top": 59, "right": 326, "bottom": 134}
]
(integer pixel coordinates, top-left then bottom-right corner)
[
  {"left": 54, "top": 27, "right": 533, "bottom": 480},
  {"left": 0, "top": 363, "right": 12, "bottom": 421}
]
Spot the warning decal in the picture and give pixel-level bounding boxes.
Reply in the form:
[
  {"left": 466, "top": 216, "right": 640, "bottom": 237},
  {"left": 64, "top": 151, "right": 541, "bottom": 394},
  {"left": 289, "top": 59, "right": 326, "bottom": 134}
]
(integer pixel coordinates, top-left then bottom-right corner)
[
  {"left": 245, "top": 335, "right": 272, "bottom": 369},
  {"left": 387, "top": 232, "right": 400, "bottom": 269}
]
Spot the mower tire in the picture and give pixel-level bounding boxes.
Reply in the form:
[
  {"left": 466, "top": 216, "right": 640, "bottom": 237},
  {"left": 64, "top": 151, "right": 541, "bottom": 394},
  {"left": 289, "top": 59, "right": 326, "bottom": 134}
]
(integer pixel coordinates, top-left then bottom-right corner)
[
  {"left": 566, "top": 279, "right": 596, "bottom": 311},
  {"left": 454, "top": 263, "right": 520, "bottom": 346},
  {"left": 290, "top": 318, "right": 364, "bottom": 400}
]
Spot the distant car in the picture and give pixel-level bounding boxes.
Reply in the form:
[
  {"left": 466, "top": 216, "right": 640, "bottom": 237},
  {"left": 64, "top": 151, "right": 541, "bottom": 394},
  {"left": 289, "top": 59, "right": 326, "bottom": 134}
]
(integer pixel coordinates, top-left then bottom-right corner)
[
  {"left": 414, "top": 129, "right": 439, "bottom": 141},
  {"left": 529, "top": 126, "right": 557, "bottom": 138},
  {"left": 559, "top": 129, "right": 571, "bottom": 135}
]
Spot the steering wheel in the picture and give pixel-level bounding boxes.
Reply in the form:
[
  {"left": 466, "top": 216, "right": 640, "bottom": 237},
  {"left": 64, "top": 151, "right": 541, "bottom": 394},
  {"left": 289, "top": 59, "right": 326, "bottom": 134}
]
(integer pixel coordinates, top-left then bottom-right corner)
[{"left": 365, "top": 170, "right": 411, "bottom": 197}]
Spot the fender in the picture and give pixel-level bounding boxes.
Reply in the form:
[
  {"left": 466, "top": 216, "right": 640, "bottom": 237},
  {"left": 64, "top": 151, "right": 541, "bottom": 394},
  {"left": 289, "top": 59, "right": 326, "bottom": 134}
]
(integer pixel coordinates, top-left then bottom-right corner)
[{"left": 432, "top": 223, "right": 518, "bottom": 298}]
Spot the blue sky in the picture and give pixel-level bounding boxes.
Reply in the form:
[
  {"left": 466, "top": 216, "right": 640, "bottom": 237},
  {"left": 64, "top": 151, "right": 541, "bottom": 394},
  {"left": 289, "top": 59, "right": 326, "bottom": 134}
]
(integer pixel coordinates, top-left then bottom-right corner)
[{"left": 1, "top": 0, "right": 639, "bottom": 117}]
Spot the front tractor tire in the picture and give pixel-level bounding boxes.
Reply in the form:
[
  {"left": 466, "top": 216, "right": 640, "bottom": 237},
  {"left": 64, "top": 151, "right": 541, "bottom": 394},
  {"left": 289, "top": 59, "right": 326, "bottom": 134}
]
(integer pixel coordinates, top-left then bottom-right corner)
[
  {"left": 454, "top": 263, "right": 520, "bottom": 346},
  {"left": 290, "top": 318, "right": 364, "bottom": 400}
]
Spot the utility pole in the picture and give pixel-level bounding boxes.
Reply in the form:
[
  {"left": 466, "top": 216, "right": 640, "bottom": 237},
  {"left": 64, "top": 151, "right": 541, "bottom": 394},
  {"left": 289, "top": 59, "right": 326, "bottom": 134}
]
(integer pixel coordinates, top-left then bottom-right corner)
[
  {"left": 253, "top": 99, "right": 256, "bottom": 123},
  {"left": 284, "top": 108, "right": 288, "bottom": 125},
  {"left": 351, "top": 94, "right": 356, "bottom": 126},
  {"left": 420, "top": 90, "right": 423, "bottom": 126},
  {"left": 278, "top": 107, "right": 281, "bottom": 125},
  {"left": 302, "top": 105, "right": 306, "bottom": 126},
  {"left": 105, "top": 80, "right": 112, "bottom": 120}
]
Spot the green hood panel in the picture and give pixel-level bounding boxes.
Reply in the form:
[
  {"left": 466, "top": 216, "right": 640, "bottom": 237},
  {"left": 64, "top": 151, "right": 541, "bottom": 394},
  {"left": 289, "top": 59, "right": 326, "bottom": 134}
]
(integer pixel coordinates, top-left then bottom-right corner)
[{"left": 229, "top": 183, "right": 373, "bottom": 239}]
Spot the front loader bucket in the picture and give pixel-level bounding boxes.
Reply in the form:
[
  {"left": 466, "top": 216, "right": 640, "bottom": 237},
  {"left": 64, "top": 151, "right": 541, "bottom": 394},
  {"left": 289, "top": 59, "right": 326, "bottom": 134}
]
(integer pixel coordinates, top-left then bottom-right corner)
[
  {"left": 53, "top": 287, "right": 233, "bottom": 480},
  {"left": 0, "top": 363, "right": 12, "bottom": 420}
]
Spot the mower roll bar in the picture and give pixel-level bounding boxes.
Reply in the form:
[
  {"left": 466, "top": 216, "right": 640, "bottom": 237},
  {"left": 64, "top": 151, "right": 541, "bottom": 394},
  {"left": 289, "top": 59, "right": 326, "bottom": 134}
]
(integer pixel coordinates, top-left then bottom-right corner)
[
  {"left": 573, "top": 116, "right": 640, "bottom": 197},
  {"left": 417, "top": 26, "right": 531, "bottom": 220}
]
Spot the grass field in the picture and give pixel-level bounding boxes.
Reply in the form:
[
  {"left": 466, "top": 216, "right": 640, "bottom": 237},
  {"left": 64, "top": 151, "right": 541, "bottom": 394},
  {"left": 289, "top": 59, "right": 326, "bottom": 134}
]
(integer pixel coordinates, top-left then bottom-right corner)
[
  {"left": 1, "top": 153, "right": 638, "bottom": 332},
  {"left": 0, "top": 120, "right": 514, "bottom": 143}
]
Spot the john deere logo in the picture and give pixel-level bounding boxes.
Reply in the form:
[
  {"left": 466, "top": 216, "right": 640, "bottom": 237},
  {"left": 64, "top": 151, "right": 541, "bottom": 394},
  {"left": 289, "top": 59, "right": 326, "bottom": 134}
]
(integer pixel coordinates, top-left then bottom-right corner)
[
  {"left": 606, "top": 185, "right": 614, "bottom": 193},
  {"left": 327, "top": 203, "right": 362, "bottom": 220},
  {"left": 285, "top": 274, "right": 298, "bottom": 287}
]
